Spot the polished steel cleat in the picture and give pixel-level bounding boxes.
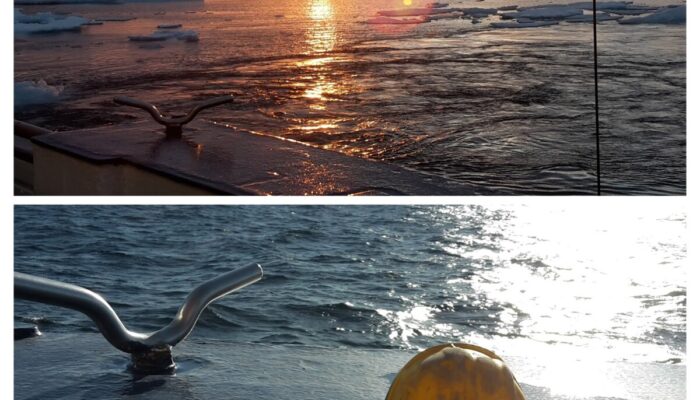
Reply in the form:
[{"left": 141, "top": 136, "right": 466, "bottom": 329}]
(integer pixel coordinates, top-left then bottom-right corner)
[{"left": 15, "top": 263, "right": 263, "bottom": 373}]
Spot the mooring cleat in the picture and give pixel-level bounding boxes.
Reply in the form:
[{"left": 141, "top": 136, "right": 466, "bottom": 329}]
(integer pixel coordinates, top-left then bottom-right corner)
[
  {"left": 113, "top": 95, "right": 234, "bottom": 138},
  {"left": 14, "top": 263, "right": 263, "bottom": 373}
]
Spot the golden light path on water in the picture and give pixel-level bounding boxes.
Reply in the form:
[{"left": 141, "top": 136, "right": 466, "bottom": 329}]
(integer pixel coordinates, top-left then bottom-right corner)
[
  {"left": 295, "top": 0, "right": 411, "bottom": 153},
  {"left": 292, "top": 0, "right": 343, "bottom": 137},
  {"left": 279, "top": 0, "right": 432, "bottom": 157},
  {"left": 377, "top": 202, "right": 685, "bottom": 399},
  {"left": 284, "top": 0, "right": 463, "bottom": 160},
  {"left": 306, "top": 0, "right": 335, "bottom": 53}
]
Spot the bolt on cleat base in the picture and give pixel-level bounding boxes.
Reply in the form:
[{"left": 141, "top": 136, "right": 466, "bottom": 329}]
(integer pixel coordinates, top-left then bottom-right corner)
[{"left": 130, "top": 346, "right": 176, "bottom": 374}]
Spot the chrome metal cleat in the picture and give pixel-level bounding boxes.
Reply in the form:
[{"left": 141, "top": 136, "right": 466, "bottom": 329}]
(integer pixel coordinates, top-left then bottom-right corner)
[{"left": 15, "top": 263, "right": 263, "bottom": 373}]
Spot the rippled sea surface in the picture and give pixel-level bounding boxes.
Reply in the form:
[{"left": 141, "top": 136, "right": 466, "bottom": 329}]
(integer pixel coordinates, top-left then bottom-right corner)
[
  {"left": 14, "top": 0, "right": 685, "bottom": 194},
  {"left": 15, "top": 205, "right": 686, "bottom": 363}
]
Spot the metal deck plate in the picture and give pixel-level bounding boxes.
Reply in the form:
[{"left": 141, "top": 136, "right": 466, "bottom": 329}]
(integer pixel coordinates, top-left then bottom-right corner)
[
  {"left": 15, "top": 333, "right": 685, "bottom": 400},
  {"left": 32, "top": 121, "right": 482, "bottom": 195}
]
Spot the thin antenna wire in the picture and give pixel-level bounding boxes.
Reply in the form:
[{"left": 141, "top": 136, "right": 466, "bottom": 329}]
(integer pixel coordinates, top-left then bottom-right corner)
[{"left": 593, "top": 0, "right": 601, "bottom": 195}]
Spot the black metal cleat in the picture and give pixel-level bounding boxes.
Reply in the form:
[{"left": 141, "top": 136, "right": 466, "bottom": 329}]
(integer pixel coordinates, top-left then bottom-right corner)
[{"left": 114, "top": 95, "right": 234, "bottom": 138}]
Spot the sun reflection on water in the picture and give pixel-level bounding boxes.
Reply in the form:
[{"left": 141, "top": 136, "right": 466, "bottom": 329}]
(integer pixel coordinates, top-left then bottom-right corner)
[
  {"left": 293, "top": 0, "right": 348, "bottom": 139},
  {"left": 306, "top": 0, "right": 336, "bottom": 54},
  {"left": 369, "top": 204, "right": 685, "bottom": 398},
  {"left": 309, "top": 0, "right": 333, "bottom": 21},
  {"left": 443, "top": 205, "right": 685, "bottom": 345}
]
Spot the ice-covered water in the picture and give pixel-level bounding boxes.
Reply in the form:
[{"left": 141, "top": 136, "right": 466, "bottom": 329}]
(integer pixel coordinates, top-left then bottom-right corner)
[{"left": 14, "top": 0, "right": 685, "bottom": 194}]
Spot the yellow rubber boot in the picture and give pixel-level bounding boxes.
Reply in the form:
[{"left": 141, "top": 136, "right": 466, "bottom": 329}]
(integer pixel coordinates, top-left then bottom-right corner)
[{"left": 386, "top": 343, "right": 525, "bottom": 400}]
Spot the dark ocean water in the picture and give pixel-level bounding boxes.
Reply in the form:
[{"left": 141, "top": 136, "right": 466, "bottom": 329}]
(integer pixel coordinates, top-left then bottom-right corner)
[
  {"left": 15, "top": 205, "right": 686, "bottom": 362},
  {"left": 14, "top": 0, "right": 686, "bottom": 194}
]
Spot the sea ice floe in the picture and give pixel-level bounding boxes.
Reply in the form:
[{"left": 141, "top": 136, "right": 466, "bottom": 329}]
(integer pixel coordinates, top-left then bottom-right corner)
[
  {"left": 367, "top": 1, "right": 682, "bottom": 29},
  {"left": 129, "top": 29, "right": 199, "bottom": 42},
  {"left": 605, "top": 8, "right": 656, "bottom": 16},
  {"left": 366, "top": 16, "right": 426, "bottom": 24},
  {"left": 619, "top": 5, "right": 685, "bottom": 24},
  {"left": 491, "top": 19, "right": 559, "bottom": 29},
  {"left": 458, "top": 7, "right": 498, "bottom": 18},
  {"left": 372, "top": 6, "right": 497, "bottom": 23},
  {"left": 555, "top": 1, "right": 636, "bottom": 10},
  {"left": 15, "top": 9, "right": 88, "bottom": 34},
  {"left": 425, "top": 11, "right": 464, "bottom": 22},
  {"left": 501, "top": 5, "right": 582, "bottom": 20},
  {"left": 491, "top": 1, "right": 683, "bottom": 28},
  {"left": 14, "top": 80, "right": 64, "bottom": 108},
  {"left": 565, "top": 13, "right": 623, "bottom": 23}
]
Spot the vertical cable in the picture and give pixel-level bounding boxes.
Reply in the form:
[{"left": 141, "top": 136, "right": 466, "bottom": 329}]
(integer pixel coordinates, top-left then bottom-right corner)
[{"left": 593, "top": 0, "right": 601, "bottom": 195}]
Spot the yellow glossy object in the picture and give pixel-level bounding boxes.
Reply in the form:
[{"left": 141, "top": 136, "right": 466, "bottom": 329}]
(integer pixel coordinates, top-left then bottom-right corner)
[{"left": 386, "top": 343, "right": 525, "bottom": 400}]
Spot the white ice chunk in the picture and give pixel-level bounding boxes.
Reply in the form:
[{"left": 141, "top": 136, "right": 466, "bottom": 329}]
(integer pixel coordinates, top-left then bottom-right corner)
[
  {"left": 14, "top": 80, "right": 64, "bottom": 108},
  {"left": 507, "top": 5, "right": 582, "bottom": 20},
  {"left": 128, "top": 29, "right": 199, "bottom": 42},
  {"left": 366, "top": 16, "right": 427, "bottom": 24},
  {"left": 458, "top": 7, "right": 498, "bottom": 18},
  {"left": 426, "top": 11, "right": 464, "bottom": 21},
  {"left": 619, "top": 5, "right": 685, "bottom": 24},
  {"left": 15, "top": 9, "right": 88, "bottom": 34},
  {"left": 491, "top": 20, "right": 559, "bottom": 28},
  {"left": 496, "top": 2, "right": 656, "bottom": 22},
  {"left": 605, "top": 8, "right": 657, "bottom": 16},
  {"left": 565, "top": 13, "right": 623, "bottom": 23},
  {"left": 548, "top": 2, "right": 632, "bottom": 10}
]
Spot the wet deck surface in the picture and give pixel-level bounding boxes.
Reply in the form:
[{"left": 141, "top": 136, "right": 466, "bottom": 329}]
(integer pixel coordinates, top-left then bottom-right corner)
[
  {"left": 15, "top": 333, "right": 685, "bottom": 400},
  {"left": 32, "top": 121, "right": 483, "bottom": 195}
]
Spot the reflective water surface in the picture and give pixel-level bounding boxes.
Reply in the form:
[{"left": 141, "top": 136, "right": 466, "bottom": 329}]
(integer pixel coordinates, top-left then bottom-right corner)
[
  {"left": 15, "top": 205, "right": 686, "bottom": 375},
  {"left": 14, "top": 204, "right": 687, "bottom": 398},
  {"left": 14, "top": 0, "right": 685, "bottom": 194}
]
